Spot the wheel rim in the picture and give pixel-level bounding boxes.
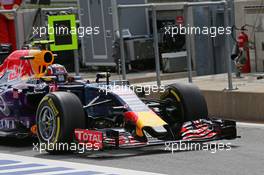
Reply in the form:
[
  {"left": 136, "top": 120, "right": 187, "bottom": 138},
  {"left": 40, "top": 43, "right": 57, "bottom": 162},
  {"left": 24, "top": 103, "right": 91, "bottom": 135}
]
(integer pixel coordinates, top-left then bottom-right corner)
[
  {"left": 165, "top": 98, "right": 181, "bottom": 120},
  {"left": 38, "top": 106, "right": 57, "bottom": 142},
  {"left": 163, "top": 92, "right": 184, "bottom": 123}
]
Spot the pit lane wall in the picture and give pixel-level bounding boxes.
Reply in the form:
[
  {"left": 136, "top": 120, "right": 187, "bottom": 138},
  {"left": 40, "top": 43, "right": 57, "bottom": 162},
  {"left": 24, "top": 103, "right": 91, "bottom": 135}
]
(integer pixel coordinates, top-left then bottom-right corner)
[
  {"left": 147, "top": 89, "right": 264, "bottom": 123},
  {"left": 201, "top": 90, "right": 264, "bottom": 123},
  {"left": 140, "top": 73, "right": 264, "bottom": 123}
]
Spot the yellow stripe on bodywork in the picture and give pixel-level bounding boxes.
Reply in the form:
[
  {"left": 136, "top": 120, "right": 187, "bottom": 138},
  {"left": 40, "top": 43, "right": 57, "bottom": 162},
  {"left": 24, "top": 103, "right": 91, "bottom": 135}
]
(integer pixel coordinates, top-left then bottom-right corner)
[{"left": 135, "top": 111, "right": 167, "bottom": 137}]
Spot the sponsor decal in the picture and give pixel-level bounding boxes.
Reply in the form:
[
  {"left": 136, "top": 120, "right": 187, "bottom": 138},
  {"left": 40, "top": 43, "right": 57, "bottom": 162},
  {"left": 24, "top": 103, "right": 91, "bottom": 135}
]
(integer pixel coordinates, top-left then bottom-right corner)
[
  {"left": 8, "top": 65, "right": 22, "bottom": 81},
  {"left": 74, "top": 129, "right": 103, "bottom": 150},
  {"left": 0, "top": 119, "right": 15, "bottom": 129},
  {"left": 0, "top": 119, "right": 30, "bottom": 129},
  {"left": 0, "top": 95, "right": 10, "bottom": 116}
]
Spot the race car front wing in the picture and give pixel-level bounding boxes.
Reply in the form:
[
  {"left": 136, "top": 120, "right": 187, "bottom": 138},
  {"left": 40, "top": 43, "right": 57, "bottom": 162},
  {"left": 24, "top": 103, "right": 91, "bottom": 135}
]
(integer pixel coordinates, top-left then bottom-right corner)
[{"left": 74, "top": 118, "right": 237, "bottom": 150}]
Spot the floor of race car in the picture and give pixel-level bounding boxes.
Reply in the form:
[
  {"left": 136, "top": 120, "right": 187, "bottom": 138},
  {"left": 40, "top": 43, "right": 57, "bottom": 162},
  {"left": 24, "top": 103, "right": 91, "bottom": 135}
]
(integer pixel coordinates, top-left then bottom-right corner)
[{"left": 0, "top": 123, "right": 263, "bottom": 175}]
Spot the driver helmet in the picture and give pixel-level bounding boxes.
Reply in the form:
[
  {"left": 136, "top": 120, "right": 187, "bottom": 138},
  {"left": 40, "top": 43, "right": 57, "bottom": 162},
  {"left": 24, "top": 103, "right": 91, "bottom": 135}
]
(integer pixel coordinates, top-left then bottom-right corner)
[{"left": 45, "top": 64, "right": 68, "bottom": 83}]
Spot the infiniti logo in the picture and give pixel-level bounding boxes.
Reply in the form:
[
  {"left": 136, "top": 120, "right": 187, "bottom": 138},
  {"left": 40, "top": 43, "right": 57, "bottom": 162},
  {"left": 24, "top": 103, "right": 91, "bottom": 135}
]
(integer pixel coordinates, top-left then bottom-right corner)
[{"left": 0, "top": 95, "right": 10, "bottom": 116}]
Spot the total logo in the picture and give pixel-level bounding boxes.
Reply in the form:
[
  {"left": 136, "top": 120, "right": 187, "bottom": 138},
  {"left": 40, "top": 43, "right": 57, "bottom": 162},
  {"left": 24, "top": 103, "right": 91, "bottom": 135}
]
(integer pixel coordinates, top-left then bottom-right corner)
[{"left": 74, "top": 129, "right": 103, "bottom": 150}]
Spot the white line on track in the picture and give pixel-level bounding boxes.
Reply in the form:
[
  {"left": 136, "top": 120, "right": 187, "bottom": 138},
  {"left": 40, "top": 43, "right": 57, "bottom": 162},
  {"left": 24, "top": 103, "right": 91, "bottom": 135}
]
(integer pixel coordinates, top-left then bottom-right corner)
[
  {"left": 237, "top": 122, "right": 264, "bottom": 129},
  {"left": 0, "top": 153, "right": 164, "bottom": 175}
]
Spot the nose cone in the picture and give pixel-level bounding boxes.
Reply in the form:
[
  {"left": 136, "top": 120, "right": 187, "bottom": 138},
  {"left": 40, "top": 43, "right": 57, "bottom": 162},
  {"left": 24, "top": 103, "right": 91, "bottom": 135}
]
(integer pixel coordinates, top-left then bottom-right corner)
[{"left": 125, "top": 111, "right": 168, "bottom": 137}]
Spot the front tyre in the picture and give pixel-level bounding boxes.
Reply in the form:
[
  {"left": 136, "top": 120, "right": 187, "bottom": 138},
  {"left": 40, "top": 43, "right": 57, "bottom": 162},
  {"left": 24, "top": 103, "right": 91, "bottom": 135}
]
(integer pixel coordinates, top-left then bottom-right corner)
[
  {"left": 36, "top": 92, "right": 85, "bottom": 154},
  {"left": 161, "top": 83, "right": 208, "bottom": 122}
]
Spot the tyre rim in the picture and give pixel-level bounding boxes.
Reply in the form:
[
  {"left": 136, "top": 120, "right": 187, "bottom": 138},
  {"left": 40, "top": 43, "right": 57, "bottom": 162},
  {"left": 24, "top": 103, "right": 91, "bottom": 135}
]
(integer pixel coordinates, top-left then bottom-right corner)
[
  {"left": 38, "top": 106, "right": 56, "bottom": 142},
  {"left": 165, "top": 97, "right": 183, "bottom": 123}
]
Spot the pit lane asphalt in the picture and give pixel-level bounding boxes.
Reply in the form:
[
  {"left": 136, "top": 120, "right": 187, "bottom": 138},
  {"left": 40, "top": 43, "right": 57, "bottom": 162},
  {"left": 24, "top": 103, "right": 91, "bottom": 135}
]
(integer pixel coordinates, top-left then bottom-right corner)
[{"left": 0, "top": 124, "right": 263, "bottom": 175}]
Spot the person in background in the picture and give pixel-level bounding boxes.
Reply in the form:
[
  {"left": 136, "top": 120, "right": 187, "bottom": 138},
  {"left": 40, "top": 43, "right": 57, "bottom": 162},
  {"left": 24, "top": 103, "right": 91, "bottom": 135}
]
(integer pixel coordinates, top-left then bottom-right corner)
[{"left": 0, "top": 0, "right": 22, "bottom": 50}]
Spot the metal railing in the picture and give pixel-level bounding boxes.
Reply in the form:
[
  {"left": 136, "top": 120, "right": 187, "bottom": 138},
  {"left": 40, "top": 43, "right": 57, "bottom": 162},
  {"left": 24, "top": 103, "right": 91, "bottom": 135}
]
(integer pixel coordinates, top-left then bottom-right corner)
[{"left": 113, "top": 0, "right": 234, "bottom": 90}]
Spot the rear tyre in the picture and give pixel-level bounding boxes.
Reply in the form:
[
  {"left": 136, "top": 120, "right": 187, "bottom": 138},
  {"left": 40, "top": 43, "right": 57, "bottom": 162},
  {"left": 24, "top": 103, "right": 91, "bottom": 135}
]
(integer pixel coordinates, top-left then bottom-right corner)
[
  {"left": 36, "top": 92, "right": 85, "bottom": 154},
  {"left": 161, "top": 83, "right": 208, "bottom": 123}
]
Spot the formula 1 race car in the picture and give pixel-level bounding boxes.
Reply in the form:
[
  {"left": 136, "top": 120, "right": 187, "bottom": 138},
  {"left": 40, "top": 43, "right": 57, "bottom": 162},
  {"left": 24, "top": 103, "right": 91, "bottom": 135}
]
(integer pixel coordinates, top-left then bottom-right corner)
[{"left": 0, "top": 44, "right": 237, "bottom": 153}]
